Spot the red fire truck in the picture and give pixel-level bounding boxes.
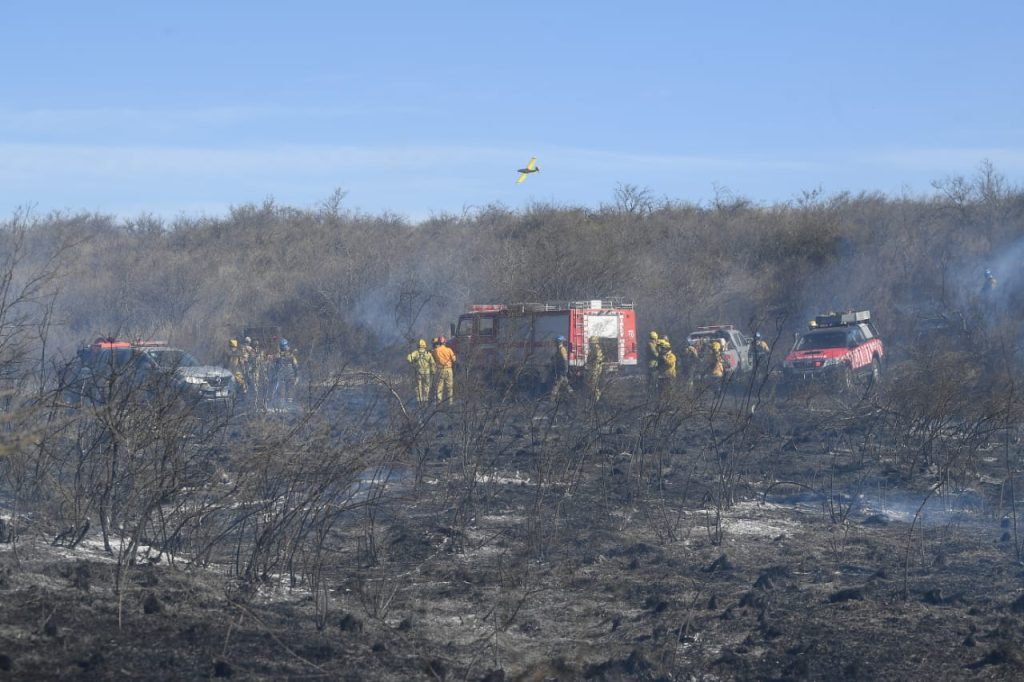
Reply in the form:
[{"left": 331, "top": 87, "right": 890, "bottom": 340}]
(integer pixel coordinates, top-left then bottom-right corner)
[{"left": 451, "top": 299, "right": 638, "bottom": 384}]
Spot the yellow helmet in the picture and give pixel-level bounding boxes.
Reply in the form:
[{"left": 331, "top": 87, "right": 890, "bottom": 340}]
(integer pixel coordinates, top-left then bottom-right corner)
[
  {"left": 649, "top": 331, "right": 658, "bottom": 340},
  {"left": 657, "top": 339, "right": 669, "bottom": 348},
  {"left": 229, "top": 339, "right": 238, "bottom": 349},
  {"left": 418, "top": 339, "right": 427, "bottom": 349},
  {"left": 711, "top": 340, "right": 722, "bottom": 351}
]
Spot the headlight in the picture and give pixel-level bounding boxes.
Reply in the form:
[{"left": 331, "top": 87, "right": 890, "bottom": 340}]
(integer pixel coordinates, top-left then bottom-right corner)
[
  {"left": 820, "top": 358, "right": 842, "bottom": 367},
  {"left": 182, "top": 375, "right": 205, "bottom": 385}
]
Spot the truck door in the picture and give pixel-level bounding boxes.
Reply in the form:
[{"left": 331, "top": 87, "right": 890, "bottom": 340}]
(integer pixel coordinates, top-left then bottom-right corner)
[
  {"left": 584, "top": 313, "right": 622, "bottom": 366},
  {"left": 499, "top": 314, "right": 532, "bottom": 368},
  {"left": 476, "top": 315, "right": 498, "bottom": 367}
]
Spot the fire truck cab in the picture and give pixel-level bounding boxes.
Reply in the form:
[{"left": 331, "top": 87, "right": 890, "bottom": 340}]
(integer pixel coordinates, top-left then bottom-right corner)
[
  {"left": 452, "top": 299, "right": 638, "bottom": 384},
  {"left": 782, "top": 310, "right": 884, "bottom": 387}
]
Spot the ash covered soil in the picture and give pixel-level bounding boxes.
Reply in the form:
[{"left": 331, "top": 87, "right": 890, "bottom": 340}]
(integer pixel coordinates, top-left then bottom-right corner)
[{"left": 3, "top": 380, "right": 1024, "bottom": 681}]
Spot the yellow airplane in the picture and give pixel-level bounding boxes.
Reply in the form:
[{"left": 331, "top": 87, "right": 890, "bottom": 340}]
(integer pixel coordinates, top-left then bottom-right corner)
[{"left": 516, "top": 157, "right": 539, "bottom": 184}]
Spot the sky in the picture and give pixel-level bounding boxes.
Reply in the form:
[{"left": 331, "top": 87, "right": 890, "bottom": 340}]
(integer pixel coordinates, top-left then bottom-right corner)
[{"left": 2, "top": 1, "right": 1023, "bottom": 222}]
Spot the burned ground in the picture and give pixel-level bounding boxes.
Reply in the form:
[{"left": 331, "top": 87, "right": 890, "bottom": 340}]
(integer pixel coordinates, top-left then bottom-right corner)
[{"left": 3, "top": 375, "right": 1024, "bottom": 681}]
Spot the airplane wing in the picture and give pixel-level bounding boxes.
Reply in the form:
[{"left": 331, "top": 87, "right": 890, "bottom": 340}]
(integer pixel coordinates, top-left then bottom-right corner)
[
  {"left": 516, "top": 172, "right": 528, "bottom": 184},
  {"left": 525, "top": 156, "right": 537, "bottom": 171}
]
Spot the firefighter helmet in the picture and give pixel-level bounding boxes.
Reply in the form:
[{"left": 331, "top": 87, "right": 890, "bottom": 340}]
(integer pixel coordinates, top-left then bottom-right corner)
[
  {"left": 418, "top": 339, "right": 427, "bottom": 349},
  {"left": 711, "top": 340, "right": 722, "bottom": 351},
  {"left": 279, "top": 338, "right": 289, "bottom": 350},
  {"left": 439, "top": 335, "right": 446, "bottom": 344},
  {"left": 229, "top": 339, "right": 238, "bottom": 349},
  {"left": 649, "top": 331, "right": 658, "bottom": 340},
  {"left": 556, "top": 335, "right": 566, "bottom": 343}
]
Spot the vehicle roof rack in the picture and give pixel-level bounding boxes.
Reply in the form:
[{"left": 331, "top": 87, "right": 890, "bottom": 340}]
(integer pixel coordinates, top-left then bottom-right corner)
[
  {"left": 815, "top": 310, "right": 870, "bottom": 328},
  {"left": 468, "top": 298, "right": 634, "bottom": 313}
]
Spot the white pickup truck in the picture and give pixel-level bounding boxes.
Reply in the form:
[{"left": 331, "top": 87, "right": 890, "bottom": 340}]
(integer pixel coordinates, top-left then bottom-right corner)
[{"left": 686, "top": 325, "right": 754, "bottom": 374}]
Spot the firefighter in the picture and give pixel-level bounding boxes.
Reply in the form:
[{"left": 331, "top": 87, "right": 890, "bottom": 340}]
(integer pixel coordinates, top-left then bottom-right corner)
[
  {"left": 682, "top": 339, "right": 700, "bottom": 388},
  {"left": 645, "top": 331, "right": 660, "bottom": 386},
  {"left": 407, "top": 339, "right": 436, "bottom": 406},
  {"left": 433, "top": 336, "right": 457, "bottom": 404},
  {"left": 549, "top": 336, "right": 573, "bottom": 399},
  {"left": 241, "top": 336, "right": 256, "bottom": 384},
  {"left": 269, "top": 338, "right": 299, "bottom": 405},
  {"left": 982, "top": 268, "right": 997, "bottom": 295},
  {"left": 226, "top": 339, "right": 247, "bottom": 394},
  {"left": 658, "top": 339, "right": 677, "bottom": 394},
  {"left": 749, "top": 332, "right": 770, "bottom": 367},
  {"left": 585, "top": 336, "right": 604, "bottom": 401},
  {"left": 248, "top": 338, "right": 266, "bottom": 407},
  {"left": 710, "top": 340, "right": 725, "bottom": 378}
]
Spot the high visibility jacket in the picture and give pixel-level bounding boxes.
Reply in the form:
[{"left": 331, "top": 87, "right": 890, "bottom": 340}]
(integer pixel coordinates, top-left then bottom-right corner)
[
  {"left": 660, "top": 350, "right": 677, "bottom": 379},
  {"left": 407, "top": 349, "right": 436, "bottom": 375},
  {"left": 552, "top": 345, "right": 569, "bottom": 375},
  {"left": 586, "top": 345, "right": 604, "bottom": 374},
  {"left": 646, "top": 340, "right": 660, "bottom": 369},
  {"left": 434, "top": 345, "right": 456, "bottom": 368}
]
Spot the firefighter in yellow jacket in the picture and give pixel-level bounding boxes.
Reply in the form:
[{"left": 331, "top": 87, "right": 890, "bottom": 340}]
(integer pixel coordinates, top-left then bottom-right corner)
[
  {"left": 645, "top": 331, "right": 660, "bottom": 386},
  {"left": 433, "top": 339, "right": 457, "bottom": 404},
  {"left": 585, "top": 336, "right": 604, "bottom": 401},
  {"left": 226, "top": 339, "right": 247, "bottom": 394},
  {"left": 549, "top": 336, "right": 573, "bottom": 399},
  {"left": 658, "top": 339, "right": 677, "bottom": 380},
  {"left": 407, "top": 339, "right": 436, "bottom": 406},
  {"left": 710, "top": 340, "right": 725, "bottom": 378}
]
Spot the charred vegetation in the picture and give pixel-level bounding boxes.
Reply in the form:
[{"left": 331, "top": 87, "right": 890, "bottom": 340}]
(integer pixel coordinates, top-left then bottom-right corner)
[{"left": 3, "top": 164, "right": 1024, "bottom": 678}]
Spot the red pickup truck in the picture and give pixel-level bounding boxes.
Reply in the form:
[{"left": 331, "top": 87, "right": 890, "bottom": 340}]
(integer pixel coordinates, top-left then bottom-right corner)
[{"left": 782, "top": 311, "right": 884, "bottom": 388}]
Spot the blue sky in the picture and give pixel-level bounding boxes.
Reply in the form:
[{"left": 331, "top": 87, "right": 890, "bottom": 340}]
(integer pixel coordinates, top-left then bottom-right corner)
[{"left": 2, "top": 1, "right": 1023, "bottom": 221}]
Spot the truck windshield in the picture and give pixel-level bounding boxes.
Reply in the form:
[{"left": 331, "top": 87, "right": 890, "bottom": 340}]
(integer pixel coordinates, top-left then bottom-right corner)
[{"left": 794, "top": 331, "right": 848, "bottom": 351}]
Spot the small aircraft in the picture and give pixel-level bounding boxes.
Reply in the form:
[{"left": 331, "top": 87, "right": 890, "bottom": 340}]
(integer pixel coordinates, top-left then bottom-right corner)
[{"left": 516, "top": 157, "right": 539, "bottom": 184}]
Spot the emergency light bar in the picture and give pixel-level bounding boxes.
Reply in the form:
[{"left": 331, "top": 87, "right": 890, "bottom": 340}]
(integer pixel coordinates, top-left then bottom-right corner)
[{"left": 815, "top": 310, "right": 870, "bottom": 328}]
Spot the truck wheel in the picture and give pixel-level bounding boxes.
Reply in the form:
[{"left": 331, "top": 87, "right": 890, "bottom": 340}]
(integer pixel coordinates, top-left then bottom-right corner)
[
  {"left": 869, "top": 357, "right": 881, "bottom": 385},
  {"left": 841, "top": 364, "right": 854, "bottom": 391}
]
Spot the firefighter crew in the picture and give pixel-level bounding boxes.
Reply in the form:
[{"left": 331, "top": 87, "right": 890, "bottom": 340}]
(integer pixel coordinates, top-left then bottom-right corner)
[
  {"left": 226, "top": 339, "right": 247, "bottom": 394},
  {"left": 550, "top": 336, "right": 573, "bottom": 399},
  {"left": 270, "top": 338, "right": 299, "bottom": 405},
  {"left": 407, "top": 339, "right": 436, "bottom": 406},
  {"left": 433, "top": 337, "right": 457, "bottom": 404},
  {"left": 585, "top": 336, "right": 604, "bottom": 401},
  {"left": 709, "top": 340, "right": 725, "bottom": 378}
]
